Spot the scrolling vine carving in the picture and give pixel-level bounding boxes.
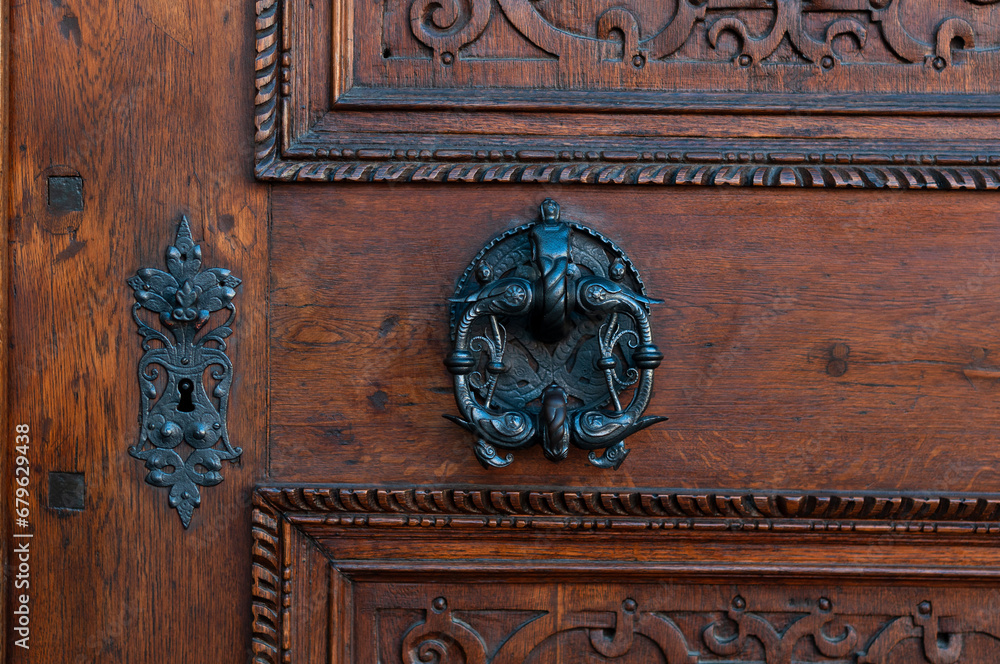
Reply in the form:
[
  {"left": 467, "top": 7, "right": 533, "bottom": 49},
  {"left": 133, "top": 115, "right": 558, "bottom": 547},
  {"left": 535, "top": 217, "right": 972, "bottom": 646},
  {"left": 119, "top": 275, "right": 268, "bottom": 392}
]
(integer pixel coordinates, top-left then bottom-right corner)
[
  {"left": 384, "top": 594, "right": 1000, "bottom": 664},
  {"left": 410, "top": 0, "right": 492, "bottom": 62},
  {"left": 401, "top": 597, "right": 489, "bottom": 664},
  {"left": 703, "top": 595, "right": 860, "bottom": 663},
  {"left": 405, "top": 0, "right": 1000, "bottom": 69}
]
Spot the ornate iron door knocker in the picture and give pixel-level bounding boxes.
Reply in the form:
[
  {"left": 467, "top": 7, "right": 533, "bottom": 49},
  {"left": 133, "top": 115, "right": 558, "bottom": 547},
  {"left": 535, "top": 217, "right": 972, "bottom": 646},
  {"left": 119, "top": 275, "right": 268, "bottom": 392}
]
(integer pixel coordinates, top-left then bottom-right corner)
[{"left": 445, "top": 199, "right": 666, "bottom": 469}]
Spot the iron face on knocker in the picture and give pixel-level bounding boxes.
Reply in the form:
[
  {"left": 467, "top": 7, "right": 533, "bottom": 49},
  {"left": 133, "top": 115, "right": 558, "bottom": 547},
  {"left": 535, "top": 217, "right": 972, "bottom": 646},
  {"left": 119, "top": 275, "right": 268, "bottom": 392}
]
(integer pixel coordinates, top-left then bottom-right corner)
[{"left": 445, "top": 199, "right": 666, "bottom": 470}]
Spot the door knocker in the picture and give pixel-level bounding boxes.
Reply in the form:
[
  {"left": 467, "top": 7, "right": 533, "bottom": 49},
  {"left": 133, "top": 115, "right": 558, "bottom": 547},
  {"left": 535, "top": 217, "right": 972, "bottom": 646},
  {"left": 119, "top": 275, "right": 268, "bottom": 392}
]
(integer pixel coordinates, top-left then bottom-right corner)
[{"left": 445, "top": 199, "right": 666, "bottom": 469}]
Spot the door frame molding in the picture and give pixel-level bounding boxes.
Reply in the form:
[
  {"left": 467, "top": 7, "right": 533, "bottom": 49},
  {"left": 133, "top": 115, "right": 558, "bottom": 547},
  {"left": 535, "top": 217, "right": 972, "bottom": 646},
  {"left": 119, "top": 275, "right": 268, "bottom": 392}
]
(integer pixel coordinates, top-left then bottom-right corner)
[
  {"left": 254, "top": 0, "right": 1000, "bottom": 189},
  {"left": 251, "top": 484, "right": 1000, "bottom": 664}
]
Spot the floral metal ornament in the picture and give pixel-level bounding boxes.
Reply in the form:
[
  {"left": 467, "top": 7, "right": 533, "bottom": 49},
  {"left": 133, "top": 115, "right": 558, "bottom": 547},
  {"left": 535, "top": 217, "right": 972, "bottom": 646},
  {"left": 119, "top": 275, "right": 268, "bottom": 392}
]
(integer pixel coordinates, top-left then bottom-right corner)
[{"left": 127, "top": 217, "right": 242, "bottom": 527}]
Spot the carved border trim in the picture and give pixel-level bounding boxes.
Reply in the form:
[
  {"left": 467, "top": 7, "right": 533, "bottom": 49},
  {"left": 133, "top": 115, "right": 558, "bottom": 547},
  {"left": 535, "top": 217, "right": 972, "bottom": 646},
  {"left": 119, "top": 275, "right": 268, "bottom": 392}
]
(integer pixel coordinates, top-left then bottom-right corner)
[
  {"left": 254, "top": 0, "right": 281, "bottom": 173},
  {"left": 256, "top": 155, "right": 1000, "bottom": 189},
  {"left": 250, "top": 487, "right": 1000, "bottom": 664},
  {"left": 251, "top": 493, "right": 282, "bottom": 664},
  {"left": 257, "top": 486, "right": 1000, "bottom": 536},
  {"left": 253, "top": 0, "right": 1000, "bottom": 189}
]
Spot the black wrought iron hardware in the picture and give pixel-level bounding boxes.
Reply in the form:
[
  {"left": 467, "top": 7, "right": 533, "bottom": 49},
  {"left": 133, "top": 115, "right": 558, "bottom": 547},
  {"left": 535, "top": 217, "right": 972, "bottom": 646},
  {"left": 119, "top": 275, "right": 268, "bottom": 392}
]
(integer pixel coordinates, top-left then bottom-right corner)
[
  {"left": 445, "top": 199, "right": 666, "bottom": 470},
  {"left": 128, "top": 218, "right": 242, "bottom": 527}
]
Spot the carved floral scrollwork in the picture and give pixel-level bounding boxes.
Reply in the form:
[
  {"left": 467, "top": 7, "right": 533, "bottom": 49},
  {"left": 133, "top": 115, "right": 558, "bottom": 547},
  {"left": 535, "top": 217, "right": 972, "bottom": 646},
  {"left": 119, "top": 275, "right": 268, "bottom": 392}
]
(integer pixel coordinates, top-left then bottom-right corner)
[
  {"left": 256, "top": 0, "right": 1000, "bottom": 186},
  {"left": 252, "top": 487, "right": 1000, "bottom": 664},
  {"left": 861, "top": 601, "right": 971, "bottom": 664},
  {"left": 398, "top": 597, "right": 698, "bottom": 664},
  {"left": 707, "top": 0, "right": 868, "bottom": 69},
  {"left": 388, "top": 593, "right": 999, "bottom": 664},
  {"left": 870, "top": 1, "right": 979, "bottom": 69},
  {"left": 704, "top": 595, "right": 859, "bottom": 664},
  {"left": 128, "top": 217, "right": 242, "bottom": 527},
  {"left": 406, "top": 0, "right": 1000, "bottom": 70},
  {"left": 410, "top": 0, "right": 492, "bottom": 62},
  {"left": 401, "top": 597, "right": 488, "bottom": 664},
  {"left": 587, "top": 598, "right": 697, "bottom": 663}
]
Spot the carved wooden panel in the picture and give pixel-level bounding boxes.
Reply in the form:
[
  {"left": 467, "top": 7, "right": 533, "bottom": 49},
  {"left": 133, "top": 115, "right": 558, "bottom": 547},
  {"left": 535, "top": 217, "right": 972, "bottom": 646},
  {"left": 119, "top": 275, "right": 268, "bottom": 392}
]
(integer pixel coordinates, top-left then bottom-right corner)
[
  {"left": 255, "top": 0, "right": 1000, "bottom": 187},
  {"left": 251, "top": 486, "right": 1000, "bottom": 664},
  {"left": 371, "top": 0, "right": 1000, "bottom": 90}
]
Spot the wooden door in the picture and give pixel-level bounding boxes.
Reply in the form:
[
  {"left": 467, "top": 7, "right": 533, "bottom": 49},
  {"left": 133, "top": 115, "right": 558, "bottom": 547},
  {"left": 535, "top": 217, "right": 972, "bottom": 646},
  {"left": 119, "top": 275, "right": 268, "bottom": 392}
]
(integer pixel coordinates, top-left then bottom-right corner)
[{"left": 7, "top": 0, "right": 1000, "bottom": 662}]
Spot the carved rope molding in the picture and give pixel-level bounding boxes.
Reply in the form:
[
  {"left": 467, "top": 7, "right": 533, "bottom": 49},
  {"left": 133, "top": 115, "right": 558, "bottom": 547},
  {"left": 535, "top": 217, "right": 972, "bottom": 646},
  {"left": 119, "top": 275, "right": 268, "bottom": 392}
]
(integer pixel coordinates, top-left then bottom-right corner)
[
  {"left": 254, "top": 0, "right": 280, "bottom": 171},
  {"left": 249, "top": 487, "right": 1000, "bottom": 664},
  {"left": 253, "top": 0, "right": 1000, "bottom": 189},
  {"left": 256, "top": 153, "right": 1000, "bottom": 189},
  {"left": 256, "top": 486, "right": 1000, "bottom": 534},
  {"left": 250, "top": 495, "right": 282, "bottom": 664}
]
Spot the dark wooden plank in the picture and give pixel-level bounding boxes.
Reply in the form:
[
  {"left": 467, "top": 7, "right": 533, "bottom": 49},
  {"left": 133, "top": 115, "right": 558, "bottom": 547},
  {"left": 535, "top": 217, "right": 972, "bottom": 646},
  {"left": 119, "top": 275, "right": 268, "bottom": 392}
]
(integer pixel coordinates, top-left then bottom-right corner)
[
  {"left": 269, "top": 185, "right": 1000, "bottom": 491},
  {"left": 0, "top": 0, "right": 10, "bottom": 658},
  {"left": 6, "top": 0, "right": 268, "bottom": 661}
]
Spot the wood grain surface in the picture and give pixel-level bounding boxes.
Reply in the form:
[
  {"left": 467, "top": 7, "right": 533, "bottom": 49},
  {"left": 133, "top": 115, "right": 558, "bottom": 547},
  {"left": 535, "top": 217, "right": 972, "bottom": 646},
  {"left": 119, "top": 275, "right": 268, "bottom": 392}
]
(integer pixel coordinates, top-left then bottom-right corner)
[
  {"left": 6, "top": 0, "right": 267, "bottom": 661},
  {"left": 1, "top": 0, "right": 10, "bottom": 659},
  {"left": 270, "top": 185, "right": 1000, "bottom": 491}
]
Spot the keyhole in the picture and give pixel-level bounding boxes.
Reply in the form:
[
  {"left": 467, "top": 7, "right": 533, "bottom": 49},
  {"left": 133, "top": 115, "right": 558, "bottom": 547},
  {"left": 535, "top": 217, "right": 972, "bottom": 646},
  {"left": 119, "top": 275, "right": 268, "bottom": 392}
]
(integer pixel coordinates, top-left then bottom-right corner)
[{"left": 177, "top": 379, "right": 195, "bottom": 412}]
